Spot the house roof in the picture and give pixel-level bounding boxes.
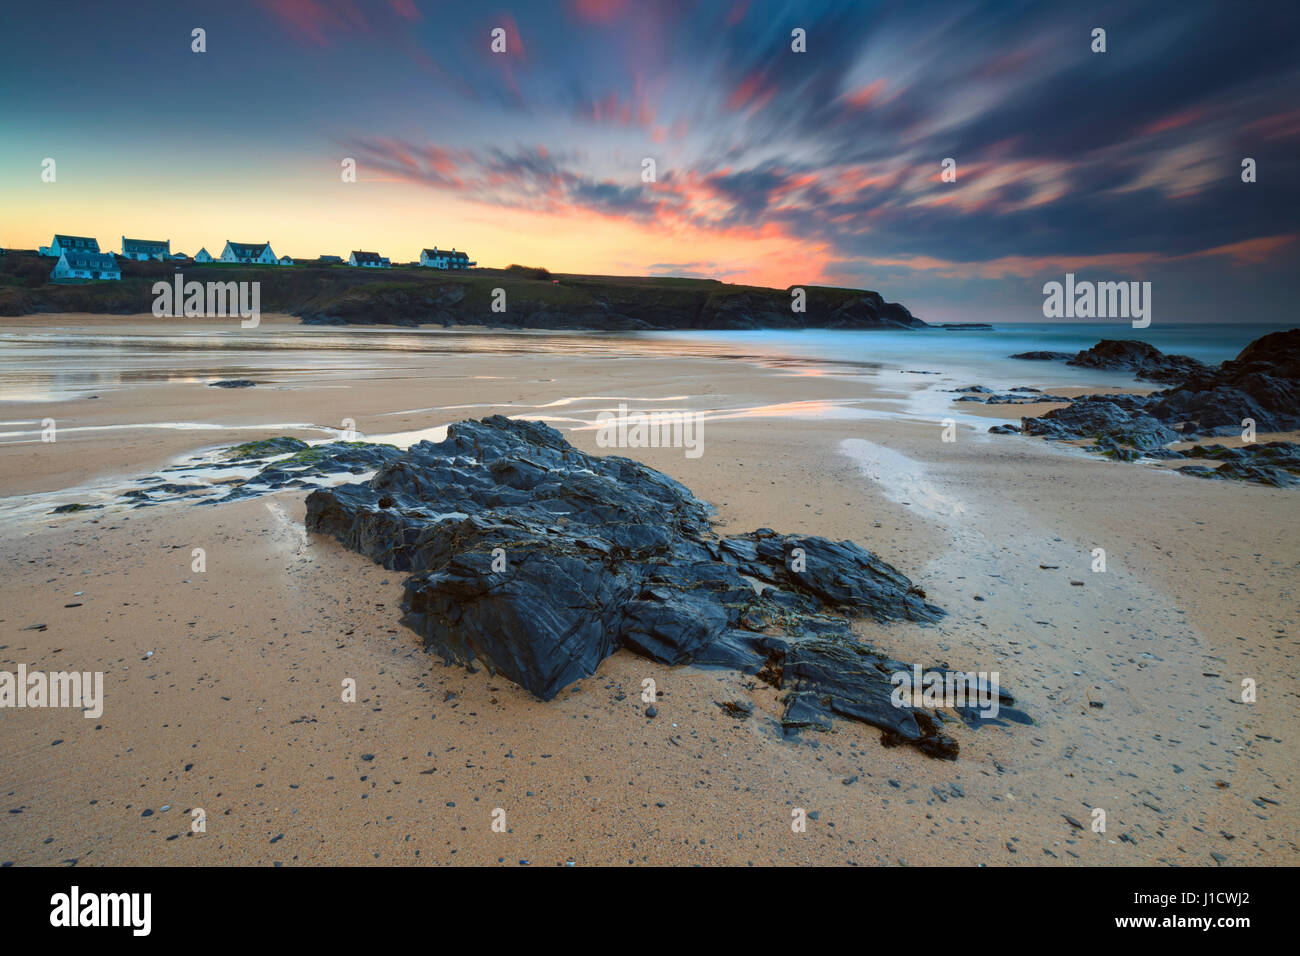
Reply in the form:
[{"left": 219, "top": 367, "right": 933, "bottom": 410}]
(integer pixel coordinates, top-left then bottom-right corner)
[
  {"left": 423, "top": 248, "right": 469, "bottom": 258},
  {"left": 318, "top": 255, "right": 342, "bottom": 261},
  {"left": 61, "top": 252, "right": 117, "bottom": 270},
  {"left": 351, "top": 251, "right": 383, "bottom": 263},
  {"left": 196, "top": 247, "right": 211, "bottom": 256},
  {"left": 226, "top": 241, "right": 271, "bottom": 257},
  {"left": 54, "top": 235, "right": 98, "bottom": 247},
  {"left": 123, "top": 238, "right": 169, "bottom": 252}
]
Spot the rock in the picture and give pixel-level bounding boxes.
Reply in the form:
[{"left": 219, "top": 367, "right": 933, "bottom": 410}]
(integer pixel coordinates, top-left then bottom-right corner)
[
  {"left": 49, "top": 503, "right": 101, "bottom": 514},
  {"left": 988, "top": 424, "right": 1021, "bottom": 435},
  {"left": 1149, "top": 329, "right": 1300, "bottom": 435},
  {"left": 1091, "top": 437, "right": 1142, "bottom": 461},
  {"left": 1013, "top": 330, "right": 1300, "bottom": 484},
  {"left": 208, "top": 379, "right": 257, "bottom": 388},
  {"left": 984, "top": 393, "right": 1072, "bottom": 405},
  {"left": 1067, "top": 340, "right": 1208, "bottom": 383},
  {"left": 1184, "top": 441, "right": 1300, "bottom": 469},
  {"left": 1009, "top": 350, "right": 1073, "bottom": 361},
  {"left": 1022, "top": 399, "right": 1179, "bottom": 450},
  {"left": 305, "top": 416, "right": 1017, "bottom": 757},
  {"left": 222, "top": 437, "right": 310, "bottom": 459},
  {"left": 1178, "top": 460, "right": 1300, "bottom": 488}
]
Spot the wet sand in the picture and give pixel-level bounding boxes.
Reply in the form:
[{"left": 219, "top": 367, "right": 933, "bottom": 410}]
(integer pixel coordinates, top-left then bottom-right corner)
[{"left": 0, "top": 316, "right": 1295, "bottom": 865}]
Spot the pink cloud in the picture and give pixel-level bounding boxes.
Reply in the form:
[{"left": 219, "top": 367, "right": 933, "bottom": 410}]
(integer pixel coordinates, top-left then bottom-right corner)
[{"left": 570, "top": 0, "right": 627, "bottom": 24}]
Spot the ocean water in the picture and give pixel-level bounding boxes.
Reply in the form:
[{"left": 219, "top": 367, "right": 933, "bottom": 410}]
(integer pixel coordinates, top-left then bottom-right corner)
[
  {"left": 0, "top": 318, "right": 1290, "bottom": 407},
  {"left": 636, "top": 321, "right": 1294, "bottom": 386},
  {"left": 1, "top": 318, "right": 1292, "bottom": 515}
]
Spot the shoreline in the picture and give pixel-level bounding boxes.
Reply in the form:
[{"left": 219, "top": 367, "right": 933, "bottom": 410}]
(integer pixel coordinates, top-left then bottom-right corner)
[{"left": 1, "top": 314, "right": 1296, "bottom": 865}]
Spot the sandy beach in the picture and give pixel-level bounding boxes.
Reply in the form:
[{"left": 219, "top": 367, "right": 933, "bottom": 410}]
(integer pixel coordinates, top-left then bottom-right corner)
[{"left": 1, "top": 315, "right": 1295, "bottom": 866}]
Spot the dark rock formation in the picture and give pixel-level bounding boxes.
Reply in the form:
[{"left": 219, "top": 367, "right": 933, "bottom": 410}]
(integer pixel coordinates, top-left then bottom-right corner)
[
  {"left": 1009, "top": 350, "right": 1073, "bottom": 361},
  {"left": 1178, "top": 462, "right": 1300, "bottom": 487},
  {"left": 1066, "top": 340, "right": 1209, "bottom": 383},
  {"left": 1000, "top": 330, "right": 1300, "bottom": 485},
  {"left": 1175, "top": 441, "right": 1300, "bottom": 487},
  {"left": 222, "top": 437, "right": 311, "bottom": 459},
  {"left": 1021, "top": 398, "right": 1180, "bottom": 451},
  {"left": 984, "top": 393, "right": 1072, "bottom": 405},
  {"left": 112, "top": 437, "right": 407, "bottom": 508},
  {"left": 951, "top": 385, "right": 1071, "bottom": 404},
  {"left": 209, "top": 379, "right": 257, "bottom": 388},
  {"left": 305, "top": 416, "right": 1022, "bottom": 756},
  {"left": 1148, "top": 329, "right": 1300, "bottom": 435}
]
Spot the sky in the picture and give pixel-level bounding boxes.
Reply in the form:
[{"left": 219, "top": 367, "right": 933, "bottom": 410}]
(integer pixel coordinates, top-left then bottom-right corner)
[{"left": 1, "top": 0, "right": 1297, "bottom": 323}]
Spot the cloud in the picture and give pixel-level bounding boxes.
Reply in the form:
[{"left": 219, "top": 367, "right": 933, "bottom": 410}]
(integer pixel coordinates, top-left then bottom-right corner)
[{"left": 322, "top": 0, "right": 1300, "bottom": 309}]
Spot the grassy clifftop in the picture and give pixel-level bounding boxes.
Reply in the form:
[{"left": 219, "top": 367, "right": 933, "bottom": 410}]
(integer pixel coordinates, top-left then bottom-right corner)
[{"left": 0, "top": 252, "right": 927, "bottom": 331}]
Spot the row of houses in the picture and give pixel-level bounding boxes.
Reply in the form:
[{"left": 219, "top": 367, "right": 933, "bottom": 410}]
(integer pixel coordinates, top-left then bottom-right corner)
[
  {"left": 346, "top": 248, "right": 475, "bottom": 269},
  {"left": 36, "top": 235, "right": 477, "bottom": 281}
]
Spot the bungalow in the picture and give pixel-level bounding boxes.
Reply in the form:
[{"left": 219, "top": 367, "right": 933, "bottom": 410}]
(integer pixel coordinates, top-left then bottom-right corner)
[
  {"left": 40, "top": 234, "right": 100, "bottom": 257},
  {"left": 279, "top": 255, "right": 294, "bottom": 266},
  {"left": 318, "top": 255, "right": 343, "bottom": 264},
  {"left": 169, "top": 252, "right": 189, "bottom": 260},
  {"left": 348, "top": 251, "right": 388, "bottom": 268},
  {"left": 419, "top": 247, "right": 475, "bottom": 270},
  {"left": 194, "top": 247, "right": 213, "bottom": 263},
  {"left": 220, "top": 240, "right": 278, "bottom": 265},
  {"left": 51, "top": 250, "right": 120, "bottom": 282},
  {"left": 122, "top": 237, "right": 170, "bottom": 261}
]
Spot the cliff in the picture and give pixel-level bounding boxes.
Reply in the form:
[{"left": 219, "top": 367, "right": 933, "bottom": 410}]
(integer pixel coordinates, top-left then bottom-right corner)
[{"left": 0, "top": 252, "right": 928, "bottom": 331}]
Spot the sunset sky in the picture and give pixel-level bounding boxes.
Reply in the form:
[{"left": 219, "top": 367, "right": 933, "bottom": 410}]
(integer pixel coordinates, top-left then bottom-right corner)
[{"left": 2, "top": 0, "right": 1297, "bottom": 323}]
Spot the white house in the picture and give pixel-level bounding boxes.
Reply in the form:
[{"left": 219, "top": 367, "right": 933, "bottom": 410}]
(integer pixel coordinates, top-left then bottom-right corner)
[
  {"left": 194, "top": 247, "right": 213, "bottom": 263},
  {"left": 348, "top": 250, "right": 388, "bottom": 268},
  {"left": 40, "top": 235, "right": 100, "bottom": 257},
  {"left": 318, "top": 254, "right": 343, "bottom": 264},
  {"left": 220, "top": 240, "right": 278, "bottom": 264},
  {"left": 122, "top": 237, "right": 170, "bottom": 260},
  {"left": 279, "top": 255, "right": 294, "bottom": 266},
  {"left": 51, "top": 250, "right": 120, "bottom": 282},
  {"left": 419, "top": 247, "right": 475, "bottom": 269}
]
